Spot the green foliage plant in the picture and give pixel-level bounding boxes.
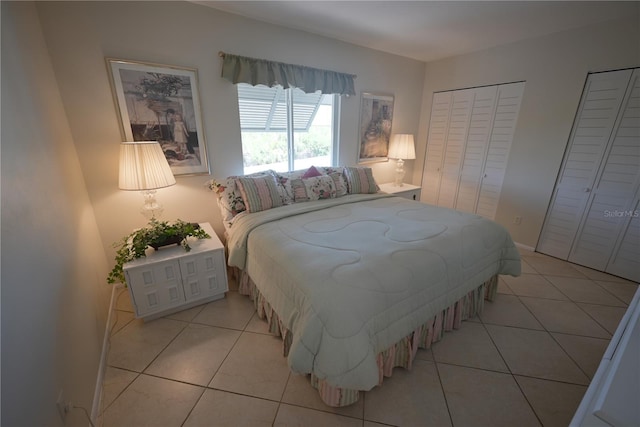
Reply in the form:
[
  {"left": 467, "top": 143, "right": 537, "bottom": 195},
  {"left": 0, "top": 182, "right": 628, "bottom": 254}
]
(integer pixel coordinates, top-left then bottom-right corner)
[{"left": 107, "top": 219, "right": 210, "bottom": 285}]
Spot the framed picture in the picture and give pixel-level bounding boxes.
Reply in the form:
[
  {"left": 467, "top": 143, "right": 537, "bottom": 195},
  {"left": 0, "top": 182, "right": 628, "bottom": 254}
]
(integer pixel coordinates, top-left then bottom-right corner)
[
  {"left": 358, "top": 92, "right": 394, "bottom": 163},
  {"left": 107, "top": 58, "right": 210, "bottom": 176}
]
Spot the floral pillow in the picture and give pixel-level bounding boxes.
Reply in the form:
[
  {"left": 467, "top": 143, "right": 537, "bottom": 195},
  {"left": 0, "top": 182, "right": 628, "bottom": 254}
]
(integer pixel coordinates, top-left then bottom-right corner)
[
  {"left": 273, "top": 167, "right": 320, "bottom": 205},
  {"left": 320, "top": 166, "right": 344, "bottom": 175},
  {"left": 290, "top": 175, "right": 337, "bottom": 202},
  {"left": 210, "top": 177, "right": 245, "bottom": 222},
  {"left": 329, "top": 171, "right": 348, "bottom": 197},
  {"left": 235, "top": 174, "right": 283, "bottom": 213},
  {"left": 343, "top": 166, "right": 379, "bottom": 194}
]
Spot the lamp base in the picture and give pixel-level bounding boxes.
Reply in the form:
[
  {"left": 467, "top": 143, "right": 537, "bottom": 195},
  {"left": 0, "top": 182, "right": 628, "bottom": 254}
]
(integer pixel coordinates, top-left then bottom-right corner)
[
  {"left": 393, "top": 158, "right": 406, "bottom": 187},
  {"left": 141, "top": 190, "right": 164, "bottom": 219}
]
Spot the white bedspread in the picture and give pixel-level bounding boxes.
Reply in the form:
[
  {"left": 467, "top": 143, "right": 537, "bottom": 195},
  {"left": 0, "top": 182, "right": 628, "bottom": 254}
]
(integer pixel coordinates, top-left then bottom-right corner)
[{"left": 227, "top": 194, "right": 521, "bottom": 390}]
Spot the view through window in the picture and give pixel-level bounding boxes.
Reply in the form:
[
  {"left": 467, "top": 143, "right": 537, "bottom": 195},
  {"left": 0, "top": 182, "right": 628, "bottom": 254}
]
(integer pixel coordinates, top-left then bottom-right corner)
[{"left": 237, "top": 83, "right": 338, "bottom": 174}]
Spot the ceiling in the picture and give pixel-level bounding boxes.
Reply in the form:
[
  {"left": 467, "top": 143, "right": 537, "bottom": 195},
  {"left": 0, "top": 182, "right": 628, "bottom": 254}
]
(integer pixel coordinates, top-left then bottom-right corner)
[{"left": 194, "top": 1, "right": 638, "bottom": 62}]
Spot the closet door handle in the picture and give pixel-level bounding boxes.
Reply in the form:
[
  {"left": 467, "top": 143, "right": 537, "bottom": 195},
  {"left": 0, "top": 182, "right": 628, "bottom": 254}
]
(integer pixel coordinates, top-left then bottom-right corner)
[{"left": 583, "top": 187, "right": 591, "bottom": 193}]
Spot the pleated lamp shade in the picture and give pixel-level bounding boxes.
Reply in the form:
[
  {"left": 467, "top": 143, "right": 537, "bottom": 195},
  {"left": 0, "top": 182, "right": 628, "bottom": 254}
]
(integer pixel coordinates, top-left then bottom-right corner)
[
  {"left": 388, "top": 134, "right": 416, "bottom": 160},
  {"left": 119, "top": 141, "right": 176, "bottom": 190}
]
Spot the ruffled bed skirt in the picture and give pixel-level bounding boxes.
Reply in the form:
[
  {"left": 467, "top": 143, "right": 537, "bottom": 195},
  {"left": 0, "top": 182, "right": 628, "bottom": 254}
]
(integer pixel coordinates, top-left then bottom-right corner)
[{"left": 233, "top": 267, "right": 498, "bottom": 407}]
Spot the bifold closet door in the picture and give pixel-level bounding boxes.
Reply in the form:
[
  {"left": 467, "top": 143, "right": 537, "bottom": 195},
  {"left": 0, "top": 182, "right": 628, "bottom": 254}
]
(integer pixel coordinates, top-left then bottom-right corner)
[
  {"left": 422, "top": 82, "right": 524, "bottom": 219},
  {"left": 475, "top": 82, "right": 525, "bottom": 219},
  {"left": 538, "top": 68, "right": 640, "bottom": 282},
  {"left": 437, "top": 89, "right": 474, "bottom": 209},
  {"left": 606, "top": 197, "right": 640, "bottom": 280},
  {"left": 455, "top": 85, "right": 498, "bottom": 214},
  {"left": 570, "top": 69, "right": 640, "bottom": 280},
  {"left": 422, "top": 91, "right": 453, "bottom": 206},
  {"left": 606, "top": 197, "right": 640, "bottom": 281}
]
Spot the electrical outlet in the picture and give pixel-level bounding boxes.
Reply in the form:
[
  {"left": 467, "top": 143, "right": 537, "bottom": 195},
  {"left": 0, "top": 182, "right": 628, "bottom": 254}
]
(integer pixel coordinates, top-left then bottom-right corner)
[
  {"left": 56, "top": 390, "right": 70, "bottom": 422},
  {"left": 513, "top": 216, "right": 522, "bottom": 225}
]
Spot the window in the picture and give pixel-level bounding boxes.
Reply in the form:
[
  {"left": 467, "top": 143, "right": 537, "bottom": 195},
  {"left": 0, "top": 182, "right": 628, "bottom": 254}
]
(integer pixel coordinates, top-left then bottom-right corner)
[{"left": 237, "top": 83, "right": 339, "bottom": 174}]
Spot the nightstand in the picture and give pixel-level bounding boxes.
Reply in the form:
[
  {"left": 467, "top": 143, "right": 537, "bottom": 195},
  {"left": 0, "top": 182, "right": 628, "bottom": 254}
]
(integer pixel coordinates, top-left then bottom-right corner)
[
  {"left": 124, "top": 222, "right": 228, "bottom": 321},
  {"left": 378, "top": 182, "right": 422, "bottom": 201}
]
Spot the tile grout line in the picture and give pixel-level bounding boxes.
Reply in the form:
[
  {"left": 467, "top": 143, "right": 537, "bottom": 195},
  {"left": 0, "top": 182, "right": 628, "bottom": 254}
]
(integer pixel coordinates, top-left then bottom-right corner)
[
  {"left": 535, "top": 273, "right": 621, "bottom": 381},
  {"left": 103, "top": 296, "right": 257, "bottom": 426},
  {"left": 477, "top": 311, "right": 545, "bottom": 425},
  {"left": 179, "top": 387, "right": 207, "bottom": 427},
  {"left": 100, "top": 370, "right": 142, "bottom": 418},
  {"left": 167, "top": 295, "right": 254, "bottom": 394},
  {"left": 98, "top": 288, "right": 137, "bottom": 421},
  {"left": 431, "top": 356, "right": 455, "bottom": 427},
  {"left": 509, "top": 284, "right": 605, "bottom": 383},
  {"left": 538, "top": 272, "right": 620, "bottom": 338},
  {"left": 506, "top": 274, "right": 613, "bottom": 340},
  {"left": 572, "top": 301, "right": 619, "bottom": 338},
  {"left": 195, "top": 305, "right": 248, "bottom": 390},
  {"left": 521, "top": 251, "right": 638, "bottom": 286},
  {"left": 499, "top": 265, "right": 615, "bottom": 391},
  {"left": 542, "top": 273, "right": 630, "bottom": 308},
  {"left": 102, "top": 315, "right": 191, "bottom": 420},
  {"left": 487, "top": 287, "right": 597, "bottom": 385}
]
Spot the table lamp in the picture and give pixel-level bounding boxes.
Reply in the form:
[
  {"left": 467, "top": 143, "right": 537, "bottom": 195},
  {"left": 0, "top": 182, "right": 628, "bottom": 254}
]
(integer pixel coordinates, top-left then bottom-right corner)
[
  {"left": 388, "top": 134, "right": 416, "bottom": 186},
  {"left": 119, "top": 141, "right": 176, "bottom": 219}
]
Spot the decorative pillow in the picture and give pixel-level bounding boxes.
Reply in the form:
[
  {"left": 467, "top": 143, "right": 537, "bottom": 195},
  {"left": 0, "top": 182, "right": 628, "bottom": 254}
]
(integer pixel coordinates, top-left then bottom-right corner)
[
  {"left": 343, "top": 166, "right": 379, "bottom": 194},
  {"left": 217, "top": 170, "right": 274, "bottom": 221},
  {"left": 235, "top": 174, "right": 283, "bottom": 213},
  {"left": 273, "top": 168, "right": 317, "bottom": 204},
  {"left": 273, "top": 167, "right": 346, "bottom": 204},
  {"left": 329, "top": 171, "right": 348, "bottom": 197},
  {"left": 302, "top": 165, "right": 324, "bottom": 179},
  {"left": 290, "top": 175, "right": 337, "bottom": 202},
  {"left": 320, "top": 166, "right": 344, "bottom": 175},
  {"left": 216, "top": 177, "right": 246, "bottom": 222}
]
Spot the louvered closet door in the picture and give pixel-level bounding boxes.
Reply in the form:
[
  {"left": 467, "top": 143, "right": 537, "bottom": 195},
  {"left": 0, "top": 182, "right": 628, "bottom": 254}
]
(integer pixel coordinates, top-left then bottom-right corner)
[
  {"left": 607, "top": 198, "right": 640, "bottom": 281},
  {"left": 437, "top": 89, "right": 474, "bottom": 209},
  {"left": 476, "top": 82, "right": 526, "bottom": 219},
  {"left": 422, "top": 92, "right": 453, "bottom": 205},
  {"left": 538, "top": 69, "right": 634, "bottom": 260},
  {"left": 569, "top": 69, "right": 640, "bottom": 278},
  {"left": 422, "top": 82, "right": 524, "bottom": 219},
  {"left": 455, "top": 85, "right": 498, "bottom": 214}
]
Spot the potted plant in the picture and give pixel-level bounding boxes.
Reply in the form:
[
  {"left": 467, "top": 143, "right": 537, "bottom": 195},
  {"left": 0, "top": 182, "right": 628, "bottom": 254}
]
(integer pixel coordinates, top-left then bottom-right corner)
[{"left": 107, "top": 218, "right": 210, "bottom": 284}]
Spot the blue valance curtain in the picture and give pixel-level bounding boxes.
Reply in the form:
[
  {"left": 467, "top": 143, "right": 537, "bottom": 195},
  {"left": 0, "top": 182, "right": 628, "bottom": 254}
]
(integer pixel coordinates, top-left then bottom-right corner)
[{"left": 220, "top": 52, "right": 356, "bottom": 96}]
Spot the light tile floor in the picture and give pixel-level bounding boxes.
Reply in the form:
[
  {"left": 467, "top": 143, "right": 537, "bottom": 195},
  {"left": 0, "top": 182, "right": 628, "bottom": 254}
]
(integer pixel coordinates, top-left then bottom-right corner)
[{"left": 100, "top": 249, "right": 639, "bottom": 427}]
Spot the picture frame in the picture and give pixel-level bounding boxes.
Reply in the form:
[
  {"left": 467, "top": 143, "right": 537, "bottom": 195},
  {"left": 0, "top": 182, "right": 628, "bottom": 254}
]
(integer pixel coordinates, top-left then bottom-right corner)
[
  {"left": 358, "top": 92, "right": 394, "bottom": 163},
  {"left": 107, "top": 58, "right": 210, "bottom": 176}
]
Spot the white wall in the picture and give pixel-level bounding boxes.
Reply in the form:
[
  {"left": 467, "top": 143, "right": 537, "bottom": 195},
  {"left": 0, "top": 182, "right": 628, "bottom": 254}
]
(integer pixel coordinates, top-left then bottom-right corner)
[
  {"left": 35, "top": 1, "right": 426, "bottom": 260},
  {"left": 1, "top": 2, "right": 111, "bottom": 426},
  {"left": 413, "top": 14, "right": 639, "bottom": 248}
]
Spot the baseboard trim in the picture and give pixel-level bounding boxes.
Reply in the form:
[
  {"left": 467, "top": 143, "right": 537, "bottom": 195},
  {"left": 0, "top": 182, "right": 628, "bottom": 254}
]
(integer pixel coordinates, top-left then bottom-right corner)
[
  {"left": 91, "top": 283, "right": 123, "bottom": 422},
  {"left": 515, "top": 242, "right": 536, "bottom": 253}
]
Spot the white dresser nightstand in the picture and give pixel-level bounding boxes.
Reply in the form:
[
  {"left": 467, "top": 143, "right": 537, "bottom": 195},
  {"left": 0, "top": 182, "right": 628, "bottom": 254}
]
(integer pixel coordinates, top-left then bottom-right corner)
[
  {"left": 379, "top": 183, "right": 422, "bottom": 201},
  {"left": 124, "top": 222, "right": 228, "bottom": 321}
]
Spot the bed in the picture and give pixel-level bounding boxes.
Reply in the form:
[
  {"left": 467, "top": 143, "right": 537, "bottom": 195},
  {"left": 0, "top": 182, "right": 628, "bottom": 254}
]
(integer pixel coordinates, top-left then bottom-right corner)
[{"left": 213, "top": 166, "right": 521, "bottom": 407}]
